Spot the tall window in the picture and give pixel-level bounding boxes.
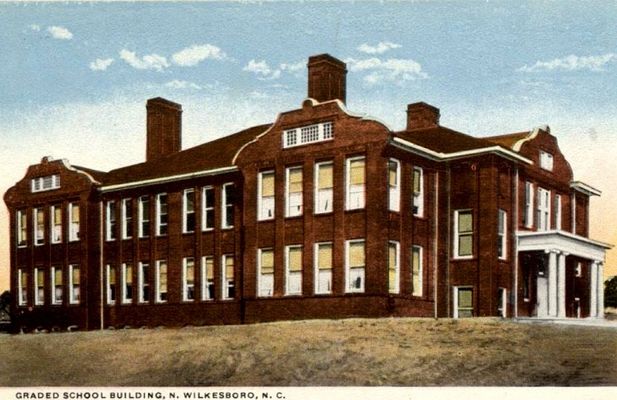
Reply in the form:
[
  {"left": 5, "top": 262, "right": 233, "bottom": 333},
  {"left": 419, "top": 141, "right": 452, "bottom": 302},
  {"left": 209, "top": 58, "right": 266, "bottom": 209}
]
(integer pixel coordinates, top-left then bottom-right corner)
[
  {"left": 388, "top": 241, "right": 400, "bottom": 294},
  {"left": 315, "top": 161, "right": 334, "bottom": 214},
  {"left": 222, "top": 255, "right": 235, "bottom": 300},
  {"left": 51, "top": 204, "right": 62, "bottom": 243},
  {"left": 121, "top": 263, "right": 132, "bottom": 304},
  {"left": 138, "top": 196, "right": 150, "bottom": 238},
  {"left": 554, "top": 194, "right": 562, "bottom": 231},
  {"left": 138, "top": 262, "right": 150, "bottom": 303},
  {"left": 346, "top": 157, "right": 365, "bottom": 210},
  {"left": 413, "top": 167, "right": 424, "bottom": 217},
  {"left": 315, "top": 242, "right": 333, "bottom": 294},
  {"left": 454, "top": 210, "right": 473, "bottom": 258},
  {"left": 286, "top": 167, "right": 303, "bottom": 217},
  {"left": 183, "top": 257, "right": 195, "bottom": 301},
  {"left": 106, "top": 265, "right": 116, "bottom": 305},
  {"left": 258, "top": 249, "right": 274, "bottom": 297},
  {"left": 183, "top": 189, "right": 196, "bottom": 233},
  {"left": 34, "top": 208, "right": 44, "bottom": 246},
  {"left": 201, "top": 256, "right": 214, "bottom": 301},
  {"left": 286, "top": 245, "right": 302, "bottom": 295},
  {"left": 498, "top": 210, "right": 507, "bottom": 260},
  {"left": 17, "top": 210, "right": 27, "bottom": 247},
  {"left": 51, "top": 266, "right": 63, "bottom": 305},
  {"left": 155, "top": 260, "right": 168, "bottom": 303},
  {"left": 34, "top": 268, "right": 44, "bottom": 306},
  {"left": 106, "top": 201, "right": 116, "bottom": 241},
  {"left": 68, "top": 203, "right": 80, "bottom": 241},
  {"left": 411, "top": 246, "right": 423, "bottom": 296},
  {"left": 222, "top": 183, "right": 235, "bottom": 229},
  {"left": 156, "top": 193, "right": 168, "bottom": 236},
  {"left": 258, "top": 171, "right": 275, "bottom": 220},
  {"left": 18, "top": 269, "right": 28, "bottom": 306},
  {"left": 202, "top": 187, "right": 215, "bottom": 231},
  {"left": 388, "top": 159, "right": 400, "bottom": 212},
  {"left": 524, "top": 181, "right": 534, "bottom": 228},
  {"left": 537, "top": 188, "right": 551, "bottom": 231},
  {"left": 122, "top": 198, "right": 133, "bottom": 239},
  {"left": 346, "top": 239, "right": 365, "bottom": 293},
  {"left": 69, "top": 265, "right": 80, "bottom": 304}
]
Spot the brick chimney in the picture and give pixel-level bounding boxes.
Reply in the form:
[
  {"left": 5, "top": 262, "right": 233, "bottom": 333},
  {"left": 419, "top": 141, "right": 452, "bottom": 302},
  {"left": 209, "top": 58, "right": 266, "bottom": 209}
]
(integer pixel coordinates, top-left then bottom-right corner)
[
  {"left": 146, "top": 97, "right": 182, "bottom": 162},
  {"left": 406, "top": 102, "right": 440, "bottom": 130},
  {"left": 307, "top": 54, "right": 347, "bottom": 104}
]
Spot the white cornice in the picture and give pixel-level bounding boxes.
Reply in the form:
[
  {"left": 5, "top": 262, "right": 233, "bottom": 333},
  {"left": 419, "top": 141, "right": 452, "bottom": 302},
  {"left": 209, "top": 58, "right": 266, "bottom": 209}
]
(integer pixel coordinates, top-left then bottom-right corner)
[{"left": 571, "top": 181, "right": 601, "bottom": 197}]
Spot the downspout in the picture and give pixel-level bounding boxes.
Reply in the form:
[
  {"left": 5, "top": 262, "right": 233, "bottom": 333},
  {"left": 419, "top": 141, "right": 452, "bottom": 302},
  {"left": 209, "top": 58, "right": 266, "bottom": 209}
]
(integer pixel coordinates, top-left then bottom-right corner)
[
  {"left": 99, "top": 200, "right": 104, "bottom": 330},
  {"left": 513, "top": 167, "right": 519, "bottom": 318},
  {"left": 433, "top": 170, "right": 439, "bottom": 319}
]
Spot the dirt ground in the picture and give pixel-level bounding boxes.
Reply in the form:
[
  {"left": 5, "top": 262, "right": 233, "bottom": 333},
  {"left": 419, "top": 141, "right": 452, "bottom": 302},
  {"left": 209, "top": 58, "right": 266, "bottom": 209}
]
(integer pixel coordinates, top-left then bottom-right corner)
[{"left": 0, "top": 317, "right": 616, "bottom": 386}]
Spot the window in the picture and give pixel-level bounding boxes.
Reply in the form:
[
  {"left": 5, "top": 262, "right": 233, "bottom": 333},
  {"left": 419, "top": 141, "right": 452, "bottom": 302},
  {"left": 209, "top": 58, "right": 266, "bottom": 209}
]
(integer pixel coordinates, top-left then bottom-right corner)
[
  {"left": 524, "top": 182, "right": 534, "bottom": 228},
  {"left": 121, "top": 263, "right": 132, "bottom": 304},
  {"left": 315, "top": 242, "right": 333, "bottom": 294},
  {"left": 156, "top": 194, "right": 168, "bottom": 236},
  {"left": 411, "top": 246, "right": 423, "bottom": 296},
  {"left": 182, "top": 258, "right": 195, "bottom": 301},
  {"left": 202, "top": 187, "right": 214, "bottom": 231},
  {"left": 34, "top": 268, "right": 44, "bottom": 306},
  {"left": 286, "top": 246, "right": 302, "bottom": 295},
  {"left": 346, "top": 157, "right": 365, "bottom": 210},
  {"left": 138, "top": 196, "right": 150, "bottom": 238},
  {"left": 138, "top": 262, "right": 150, "bottom": 303},
  {"left": 497, "top": 288, "right": 507, "bottom": 318},
  {"left": 286, "top": 167, "right": 303, "bottom": 217},
  {"left": 34, "top": 208, "right": 44, "bottom": 246},
  {"left": 155, "top": 260, "right": 167, "bottom": 303},
  {"left": 17, "top": 210, "right": 27, "bottom": 247},
  {"left": 51, "top": 204, "right": 62, "bottom": 243},
  {"left": 454, "top": 210, "right": 473, "bottom": 258},
  {"left": 69, "top": 265, "right": 80, "bottom": 304},
  {"left": 183, "top": 189, "right": 196, "bottom": 233},
  {"left": 388, "top": 241, "right": 400, "bottom": 294},
  {"left": 106, "top": 201, "right": 116, "bottom": 241},
  {"left": 222, "top": 183, "right": 235, "bottom": 229},
  {"left": 31, "top": 174, "right": 60, "bottom": 192},
  {"left": 18, "top": 269, "right": 28, "bottom": 306},
  {"left": 315, "top": 161, "right": 334, "bottom": 214},
  {"left": 575, "top": 262, "right": 582, "bottom": 278},
  {"left": 201, "top": 256, "right": 215, "bottom": 301},
  {"left": 106, "top": 265, "right": 116, "bottom": 305},
  {"left": 346, "top": 240, "right": 365, "bottom": 293},
  {"left": 498, "top": 209, "right": 507, "bottom": 260},
  {"left": 554, "top": 194, "right": 562, "bottom": 231},
  {"left": 388, "top": 159, "right": 400, "bottom": 212},
  {"left": 122, "top": 198, "right": 133, "bottom": 239},
  {"left": 258, "top": 171, "right": 275, "bottom": 220},
  {"left": 413, "top": 167, "right": 424, "bottom": 217},
  {"left": 283, "top": 121, "right": 333, "bottom": 148},
  {"left": 68, "top": 203, "right": 80, "bottom": 241},
  {"left": 537, "top": 188, "right": 551, "bottom": 231},
  {"left": 540, "top": 151, "right": 554, "bottom": 171},
  {"left": 222, "top": 255, "right": 235, "bottom": 300},
  {"left": 455, "top": 287, "right": 473, "bottom": 318},
  {"left": 258, "top": 249, "right": 274, "bottom": 297},
  {"left": 51, "top": 266, "right": 62, "bottom": 305}
]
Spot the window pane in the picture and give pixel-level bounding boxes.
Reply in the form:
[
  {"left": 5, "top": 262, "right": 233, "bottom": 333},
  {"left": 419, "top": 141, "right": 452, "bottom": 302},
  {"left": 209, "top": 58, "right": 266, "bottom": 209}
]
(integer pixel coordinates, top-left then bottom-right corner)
[
  {"left": 317, "top": 244, "right": 332, "bottom": 269},
  {"left": 349, "top": 242, "right": 365, "bottom": 267},
  {"left": 413, "top": 169, "right": 422, "bottom": 193},
  {"left": 318, "top": 163, "right": 334, "bottom": 189},
  {"left": 458, "top": 288, "right": 473, "bottom": 308},
  {"left": 458, "top": 212, "right": 472, "bottom": 233},
  {"left": 262, "top": 172, "right": 275, "bottom": 197},
  {"left": 289, "top": 169, "right": 303, "bottom": 193},
  {"left": 459, "top": 236, "right": 473, "bottom": 256},
  {"left": 388, "top": 161, "right": 398, "bottom": 186},
  {"left": 288, "top": 247, "right": 302, "bottom": 271},
  {"left": 261, "top": 250, "right": 274, "bottom": 274},
  {"left": 349, "top": 159, "right": 365, "bottom": 185},
  {"left": 225, "top": 257, "right": 234, "bottom": 278}
]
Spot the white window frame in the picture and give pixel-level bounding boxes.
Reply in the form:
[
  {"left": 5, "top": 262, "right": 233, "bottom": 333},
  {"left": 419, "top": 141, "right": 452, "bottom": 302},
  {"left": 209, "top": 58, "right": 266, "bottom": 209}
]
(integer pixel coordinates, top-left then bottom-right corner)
[
  {"left": 182, "top": 257, "right": 195, "bottom": 302},
  {"left": 50, "top": 204, "right": 62, "bottom": 244},
  {"left": 155, "top": 193, "right": 168, "bottom": 236},
  {"left": 388, "top": 159, "right": 401, "bottom": 212},
  {"left": 314, "top": 161, "right": 334, "bottom": 214},
  {"left": 34, "top": 207, "right": 44, "bottom": 246},
  {"left": 345, "top": 239, "right": 365, "bottom": 293},
  {"left": 34, "top": 267, "right": 44, "bottom": 306},
  {"left": 18, "top": 268, "right": 27, "bottom": 306},
  {"left": 540, "top": 150, "right": 554, "bottom": 171},
  {"left": 69, "top": 264, "right": 80, "bottom": 305},
  {"left": 285, "top": 245, "right": 303, "bottom": 296},
  {"left": 68, "top": 202, "right": 80, "bottom": 242},
  {"left": 106, "top": 264, "right": 116, "bottom": 305},
  {"left": 138, "top": 196, "right": 150, "bottom": 238},
  {"left": 413, "top": 167, "right": 424, "bottom": 217},
  {"left": 222, "top": 254, "right": 235, "bottom": 300},
  {"left": 314, "top": 242, "right": 333, "bottom": 295},
  {"left": 282, "top": 121, "right": 333, "bottom": 148},
  {"left": 138, "top": 262, "right": 149, "bottom": 304},
  {"left": 537, "top": 187, "right": 551, "bottom": 231},
  {"left": 285, "top": 166, "right": 303, "bottom": 218},
  {"left": 388, "top": 241, "right": 400, "bottom": 294},
  {"left": 16, "top": 210, "right": 27, "bottom": 247},
  {"left": 498, "top": 209, "right": 507, "bottom": 260},
  {"left": 51, "top": 265, "right": 62, "bottom": 305},
  {"left": 454, "top": 209, "right": 474, "bottom": 259},
  {"left": 182, "top": 189, "right": 196, "bottom": 233},
  {"left": 497, "top": 287, "right": 507, "bottom": 318},
  {"left": 155, "top": 260, "right": 167, "bottom": 303},
  {"left": 201, "top": 186, "right": 215, "bottom": 231},
  {"left": 31, "top": 174, "right": 60, "bottom": 193},
  {"left": 258, "top": 171, "right": 275, "bottom": 221},
  {"left": 345, "top": 156, "right": 366, "bottom": 210},
  {"left": 201, "top": 256, "right": 215, "bottom": 301},
  {"left": 555, "top": 194, "right": 562, "bottom": 231},
  {"left": 453, "top": 286, "right": 474, "bottom": 318},
  {"left": 221, "top": 183, "right": 235, "bottom": 229},
  {"left": 121, "top": 263, "right": 132, "bottom": 304},
  {"left": 524, "top": 181, "right": 534, "bottom": 228},
  {"left": 121, "top": 198, "right": 133, "bottom": 240},
  {"left": 258, "top": 248, "right": 275, "bottom": 298},
  {"left": 411, "top": 245, "right": 423, "bottom": 297},
  {"left": 105, "top": 201, "right": 116, "bottom": 241}
]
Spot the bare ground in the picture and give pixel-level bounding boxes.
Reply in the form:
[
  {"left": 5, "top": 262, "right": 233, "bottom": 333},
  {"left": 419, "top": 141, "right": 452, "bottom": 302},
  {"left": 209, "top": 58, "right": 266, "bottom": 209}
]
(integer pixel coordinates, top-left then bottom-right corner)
[{"left": 0, "top": 318, "right": 616, "bottom": 386}]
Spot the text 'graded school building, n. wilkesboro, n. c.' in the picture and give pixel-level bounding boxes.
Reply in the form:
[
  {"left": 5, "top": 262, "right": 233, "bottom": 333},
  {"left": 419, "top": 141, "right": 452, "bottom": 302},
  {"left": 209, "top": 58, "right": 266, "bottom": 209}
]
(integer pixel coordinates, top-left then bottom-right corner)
[{"left": 4, "top": 54, "right": 612, "bottom": 331}]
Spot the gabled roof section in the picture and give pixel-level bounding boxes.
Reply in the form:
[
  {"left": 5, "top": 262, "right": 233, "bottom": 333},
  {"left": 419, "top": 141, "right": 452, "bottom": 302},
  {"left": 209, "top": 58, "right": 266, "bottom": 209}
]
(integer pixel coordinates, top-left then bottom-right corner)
[
  {"left": 484, "top": 131, "right": 530, "bottom": 149},
  {"left": 394, "top": 126, "right": 495, "bottom": 153}
]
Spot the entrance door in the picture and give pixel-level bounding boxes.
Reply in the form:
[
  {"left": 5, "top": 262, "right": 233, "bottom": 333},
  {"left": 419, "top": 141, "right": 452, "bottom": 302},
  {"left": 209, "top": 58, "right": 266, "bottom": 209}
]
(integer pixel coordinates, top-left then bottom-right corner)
[{"left": 536, "top": 276, "right": 548, "bottom": 317}]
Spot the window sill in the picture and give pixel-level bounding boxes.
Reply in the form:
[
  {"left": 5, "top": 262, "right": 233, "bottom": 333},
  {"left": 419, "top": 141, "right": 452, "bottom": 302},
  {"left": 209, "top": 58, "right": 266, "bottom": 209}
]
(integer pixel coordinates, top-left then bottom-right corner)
[
  {"left": 284, "top": 215, "right": 303, "bottom": 220},
  {"left": 314, "top": 211, "right": 334, "bottom": 216},
  {"left": 201, "top": 228, "right": 214, "bottom": 233},
  {"left": 452, "top": 256, "right": 475, "bottom": 261}
]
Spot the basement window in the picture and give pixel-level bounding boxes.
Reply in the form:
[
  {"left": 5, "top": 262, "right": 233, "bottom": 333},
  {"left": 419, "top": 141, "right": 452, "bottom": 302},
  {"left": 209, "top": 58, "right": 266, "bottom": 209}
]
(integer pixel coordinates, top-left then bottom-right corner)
[{"left": 283, "top": 122, "right": 333, "bottom": 148}]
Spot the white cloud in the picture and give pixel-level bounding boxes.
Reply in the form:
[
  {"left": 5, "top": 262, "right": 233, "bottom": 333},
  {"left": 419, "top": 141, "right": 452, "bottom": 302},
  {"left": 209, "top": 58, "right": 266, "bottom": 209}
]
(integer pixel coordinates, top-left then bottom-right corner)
[
  {"left": 29, "top": 24, "right": 41, "bottom": 31},
  {"left": 171, "top": 44, "right": 227, "bottom": 67},
  {"left": 47, "top": 26, "right": 73, "bottom": 40},
  {"left": 346, "top": 57, "right": 428, "bottom": 85},
  {"left": 164, "top": 80, "right": 202, "bottom": 90},
  {"left": 357, "top": 41, "right": 401, "bottom": 55},
  {"left": 243, "top": 59, "right": 304, "bottom": 80},
  {"left": 119, "top": 49, "right": 169, "bottom": 72},
  {"left": 518, "top": 53, "right": 617, "bottom": 72},
  {"left": 280, "top": 61, "right": 305, "bottom": 73},
  {"left": 89, "top": 58, "right": 114, "bottom": 71}
]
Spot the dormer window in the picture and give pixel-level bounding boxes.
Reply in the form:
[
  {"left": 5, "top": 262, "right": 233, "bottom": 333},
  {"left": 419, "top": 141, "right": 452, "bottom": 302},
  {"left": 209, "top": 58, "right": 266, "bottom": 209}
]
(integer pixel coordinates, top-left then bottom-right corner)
[
  {"left": 31, "top": 174, "right": 60, "bottom": 192},
  {"left": 540, "top": 151, "right": 554, "bottom": 171},
  {"left": 283, "top": 122, "right": 333, "bottom": 148}
]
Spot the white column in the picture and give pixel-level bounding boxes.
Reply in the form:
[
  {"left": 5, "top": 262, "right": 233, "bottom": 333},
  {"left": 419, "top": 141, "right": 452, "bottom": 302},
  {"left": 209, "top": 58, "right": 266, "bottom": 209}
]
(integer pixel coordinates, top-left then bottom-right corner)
[
  {"left": 557, "top": 252, "right": 567, "bottom": 318},
  {"left": 590, "top": 261, "right": 598, "bottom": 318},
  {"left": 597, "top": 262, "right": 604, "bottom": 318},
  {"left": 547, "top": 250, "right": 558, "bottom": 317}
]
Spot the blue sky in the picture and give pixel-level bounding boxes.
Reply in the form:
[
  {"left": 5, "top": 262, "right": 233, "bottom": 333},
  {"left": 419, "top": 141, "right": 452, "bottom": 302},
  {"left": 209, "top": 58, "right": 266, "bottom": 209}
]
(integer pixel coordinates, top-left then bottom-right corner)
[{"left": 2, "top": 1, "right": 617, "bottom": 288}]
